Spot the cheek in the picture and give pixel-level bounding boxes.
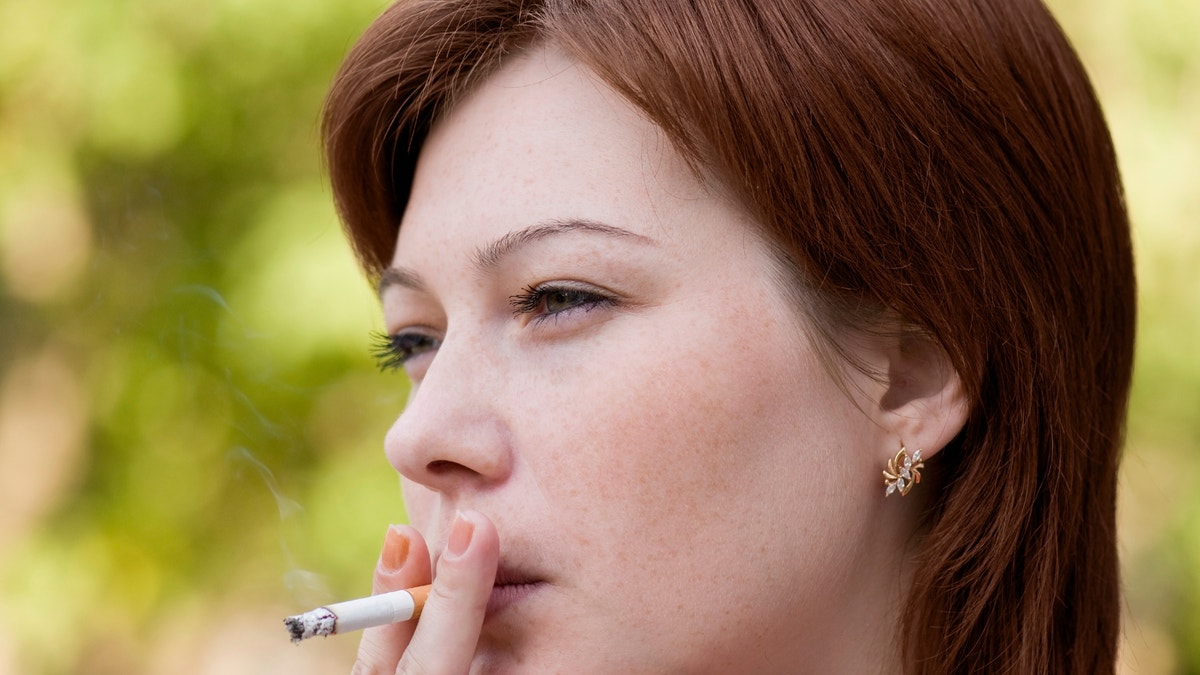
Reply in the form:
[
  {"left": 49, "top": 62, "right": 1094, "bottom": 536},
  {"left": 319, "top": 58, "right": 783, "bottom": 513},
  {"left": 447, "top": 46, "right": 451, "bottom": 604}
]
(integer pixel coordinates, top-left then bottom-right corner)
[
  {"left": 512, "top": 306, "right": 876, "bottom": 664},
  {"left": 521, "top": 303, "right": 846, "bottom": 527}
]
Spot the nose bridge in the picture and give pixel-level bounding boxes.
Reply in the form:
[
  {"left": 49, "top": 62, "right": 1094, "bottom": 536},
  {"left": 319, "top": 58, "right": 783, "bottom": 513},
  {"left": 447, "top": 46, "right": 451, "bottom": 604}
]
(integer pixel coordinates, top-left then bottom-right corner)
[{"left": 384, "top": 329, "right": 512, "bottom": 493}]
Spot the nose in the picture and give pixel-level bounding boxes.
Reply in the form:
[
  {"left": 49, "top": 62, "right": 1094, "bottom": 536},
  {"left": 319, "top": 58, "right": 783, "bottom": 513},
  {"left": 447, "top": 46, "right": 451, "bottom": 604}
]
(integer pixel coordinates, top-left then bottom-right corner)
[{"left": 384, "top": 333, "right": 514, "bottom": 495}]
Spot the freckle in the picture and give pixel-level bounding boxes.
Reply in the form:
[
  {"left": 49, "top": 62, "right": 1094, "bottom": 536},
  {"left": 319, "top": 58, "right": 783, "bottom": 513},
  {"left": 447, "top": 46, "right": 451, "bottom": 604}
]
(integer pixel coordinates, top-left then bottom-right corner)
[
  {"left": 572, "top": 529, "right": 593, "bottom": 549},
  {"left": 615, "top": 547, "right": 629, "bottom": 566}
]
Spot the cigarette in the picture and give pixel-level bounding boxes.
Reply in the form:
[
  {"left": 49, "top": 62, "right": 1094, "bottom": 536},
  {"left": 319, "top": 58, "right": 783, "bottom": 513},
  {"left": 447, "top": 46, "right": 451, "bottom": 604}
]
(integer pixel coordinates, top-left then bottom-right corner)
[{"left": 284, "top": 584, "right": 432, "bottom": 643}]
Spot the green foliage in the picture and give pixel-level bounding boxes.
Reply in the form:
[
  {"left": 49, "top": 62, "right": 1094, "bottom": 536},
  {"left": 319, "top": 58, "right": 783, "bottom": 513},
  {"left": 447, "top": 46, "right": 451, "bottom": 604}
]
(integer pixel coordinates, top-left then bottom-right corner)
[
  {"left": 0, "top": 0, "right": 1196, "bottom": 672},
  {"left": 1, "top": 0, "right": 404, "bottom": 670}
]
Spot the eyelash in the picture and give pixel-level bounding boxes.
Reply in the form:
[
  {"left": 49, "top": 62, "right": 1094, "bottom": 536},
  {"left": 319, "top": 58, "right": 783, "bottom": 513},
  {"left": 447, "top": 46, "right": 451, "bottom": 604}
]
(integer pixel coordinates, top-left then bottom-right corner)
[
  {"left": 372, "top": 283, "right": 616, "bottom": 372},
  {"left": 508, "top": 283, "right": 616, "bottom": 324},
  {"left": 370, "top": 330, "right": 440, "bottom": 373}
]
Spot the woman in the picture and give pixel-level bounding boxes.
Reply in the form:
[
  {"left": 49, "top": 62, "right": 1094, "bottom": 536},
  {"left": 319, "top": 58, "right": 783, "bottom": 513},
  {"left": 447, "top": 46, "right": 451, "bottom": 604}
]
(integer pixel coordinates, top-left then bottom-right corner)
[{"left": 322, "top": 0, "right": 1135, "bottom": 672}]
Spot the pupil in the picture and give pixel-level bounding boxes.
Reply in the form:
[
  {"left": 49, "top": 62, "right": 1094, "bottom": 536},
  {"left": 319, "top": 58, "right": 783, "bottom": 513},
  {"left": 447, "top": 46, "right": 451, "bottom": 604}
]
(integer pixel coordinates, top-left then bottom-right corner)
[{"left": 546, "top": 290, "right": 574, "bottom": 313}]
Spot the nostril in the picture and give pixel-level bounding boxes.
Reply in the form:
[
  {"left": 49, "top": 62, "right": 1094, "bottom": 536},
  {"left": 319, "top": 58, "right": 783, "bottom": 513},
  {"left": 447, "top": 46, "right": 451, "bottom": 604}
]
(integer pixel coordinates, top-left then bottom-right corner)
[{"left": 426, "top": 459, "right": 465, "bottom": 475}]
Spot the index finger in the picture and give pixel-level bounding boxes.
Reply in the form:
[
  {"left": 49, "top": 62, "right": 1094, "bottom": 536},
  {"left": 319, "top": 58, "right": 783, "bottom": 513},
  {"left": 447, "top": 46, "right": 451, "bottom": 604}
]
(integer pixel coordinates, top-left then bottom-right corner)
[{"left": 397, "top": 510, "right": 499, "bottom": 675}]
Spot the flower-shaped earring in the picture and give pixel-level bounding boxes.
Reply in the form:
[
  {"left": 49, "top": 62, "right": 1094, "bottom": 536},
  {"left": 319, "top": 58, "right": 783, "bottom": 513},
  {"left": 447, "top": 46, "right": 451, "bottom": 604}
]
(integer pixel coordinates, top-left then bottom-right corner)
[{"left": 883, "top": 444, "right": 924, "bottom": 497}]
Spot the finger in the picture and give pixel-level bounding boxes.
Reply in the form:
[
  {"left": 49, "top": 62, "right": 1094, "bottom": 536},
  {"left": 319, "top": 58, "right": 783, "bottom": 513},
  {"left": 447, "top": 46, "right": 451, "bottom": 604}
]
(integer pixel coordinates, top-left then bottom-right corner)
[
  {"left": 397, "top": 510, "right": 499, "bottom": 675},
  {"left": 352, "top": 524, "right": 432, "bottom": 675}
]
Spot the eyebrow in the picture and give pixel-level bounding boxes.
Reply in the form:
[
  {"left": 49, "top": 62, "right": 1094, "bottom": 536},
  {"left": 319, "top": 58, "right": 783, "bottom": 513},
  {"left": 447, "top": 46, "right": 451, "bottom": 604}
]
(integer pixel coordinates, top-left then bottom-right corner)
[{"left": 377, "top": 218, "right": 656, "bottom": 298}]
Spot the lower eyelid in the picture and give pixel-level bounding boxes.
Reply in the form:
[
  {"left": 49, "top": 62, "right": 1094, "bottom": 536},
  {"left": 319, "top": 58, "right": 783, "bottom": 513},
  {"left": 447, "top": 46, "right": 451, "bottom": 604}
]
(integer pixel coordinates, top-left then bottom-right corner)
[{"left": 528, "top": 295, "right": 616, "bottom": 326}]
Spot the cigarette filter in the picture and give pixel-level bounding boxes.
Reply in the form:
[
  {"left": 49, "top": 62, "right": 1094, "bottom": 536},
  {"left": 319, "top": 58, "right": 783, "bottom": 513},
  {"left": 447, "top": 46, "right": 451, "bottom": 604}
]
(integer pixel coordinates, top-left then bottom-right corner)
[{"left": 285, "top": 585, "right": 432, "bottom": 643}]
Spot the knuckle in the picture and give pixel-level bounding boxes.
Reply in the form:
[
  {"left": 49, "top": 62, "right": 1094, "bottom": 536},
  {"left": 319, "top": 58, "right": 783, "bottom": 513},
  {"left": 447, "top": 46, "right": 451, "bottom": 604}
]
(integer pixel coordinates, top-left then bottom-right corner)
[
  {"left": 428, "top": 571, "right": 489, "bottom": 615},
  {"left": 352, "top": 636, "right": 397, "bottom": 675},
  {"left": 351, "top": 658, "right": 387, "bottom": 675},
  {"left": 396, "top": 650, "right": 436, "bottom": 675}
]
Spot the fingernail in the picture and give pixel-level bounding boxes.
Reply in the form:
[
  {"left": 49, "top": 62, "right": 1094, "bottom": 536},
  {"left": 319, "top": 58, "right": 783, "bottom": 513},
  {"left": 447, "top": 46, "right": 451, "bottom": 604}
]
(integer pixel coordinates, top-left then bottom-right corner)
[
  {"left": 381, "top": 525, "right": 410, "bottom": 573},
  {"left": 445, "top": 511, "right": 475, "bottom": 559}
]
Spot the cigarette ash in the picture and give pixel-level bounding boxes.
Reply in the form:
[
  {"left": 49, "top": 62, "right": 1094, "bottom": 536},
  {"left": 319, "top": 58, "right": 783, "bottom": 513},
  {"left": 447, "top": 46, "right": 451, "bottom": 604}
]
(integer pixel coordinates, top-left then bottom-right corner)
[{"left": 284, "top": 607, "right": 336, "bottom": 643}]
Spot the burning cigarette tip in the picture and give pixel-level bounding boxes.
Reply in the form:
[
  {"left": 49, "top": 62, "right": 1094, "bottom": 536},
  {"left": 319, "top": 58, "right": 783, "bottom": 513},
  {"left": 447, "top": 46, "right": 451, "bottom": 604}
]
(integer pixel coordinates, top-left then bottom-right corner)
[{"left": 284, "top": 607, "right": 336, "bottom": 643}]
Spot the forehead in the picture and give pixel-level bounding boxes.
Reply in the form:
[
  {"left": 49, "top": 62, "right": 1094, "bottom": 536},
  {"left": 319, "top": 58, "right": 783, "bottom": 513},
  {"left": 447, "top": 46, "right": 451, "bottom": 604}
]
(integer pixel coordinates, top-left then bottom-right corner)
[{"left": 393, "top": 45, "right": 710, "bottom": 259}]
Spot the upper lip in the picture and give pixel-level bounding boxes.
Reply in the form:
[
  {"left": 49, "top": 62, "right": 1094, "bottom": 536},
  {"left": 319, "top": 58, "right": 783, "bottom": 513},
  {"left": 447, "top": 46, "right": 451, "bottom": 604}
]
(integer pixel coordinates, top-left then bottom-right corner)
[
  {"left": 428, "top": 547, "right": 547, "bottom": 587},
  {"left": 426, "top": 514, "right": 549, "bottom": 586},
  {"left": 493, "top": 563, "right": 543, "bottom": 586}
]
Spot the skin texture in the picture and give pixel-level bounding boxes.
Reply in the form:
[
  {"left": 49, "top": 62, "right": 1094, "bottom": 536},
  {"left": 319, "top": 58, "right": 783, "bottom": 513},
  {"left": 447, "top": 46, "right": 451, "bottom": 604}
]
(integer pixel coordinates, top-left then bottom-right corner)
[{"left": 356, "top": 46, "right": 967, "bottom": 674}]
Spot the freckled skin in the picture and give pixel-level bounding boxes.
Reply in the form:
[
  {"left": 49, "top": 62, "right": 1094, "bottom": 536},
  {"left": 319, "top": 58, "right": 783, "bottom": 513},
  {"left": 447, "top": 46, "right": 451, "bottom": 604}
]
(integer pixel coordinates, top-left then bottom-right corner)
[{"left": 380, "top": 46, "right": 917, "bottom": 673}]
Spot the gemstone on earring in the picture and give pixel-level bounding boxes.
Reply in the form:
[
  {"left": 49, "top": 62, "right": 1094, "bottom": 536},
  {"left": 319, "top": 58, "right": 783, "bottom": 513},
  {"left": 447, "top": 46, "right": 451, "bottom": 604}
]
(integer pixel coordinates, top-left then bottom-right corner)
[{"left": 883, "top": 445, "right": 925, "bottom": 497}]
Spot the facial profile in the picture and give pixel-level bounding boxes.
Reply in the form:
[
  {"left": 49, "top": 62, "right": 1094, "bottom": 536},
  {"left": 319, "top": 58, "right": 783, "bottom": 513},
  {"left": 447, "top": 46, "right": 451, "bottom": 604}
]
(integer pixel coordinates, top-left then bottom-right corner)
[
  {"left": 319, "top": 0, "right": 1136, "bottom": 671},
  {"left": 375, "top": 45, "right": 940, "bottom": 672}
]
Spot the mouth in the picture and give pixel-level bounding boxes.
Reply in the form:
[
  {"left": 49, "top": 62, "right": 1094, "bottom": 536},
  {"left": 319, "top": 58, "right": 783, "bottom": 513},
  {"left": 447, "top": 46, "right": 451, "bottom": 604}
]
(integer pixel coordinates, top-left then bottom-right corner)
[{"left": 487, "top": 563, "right": 547, "bottom": 619}]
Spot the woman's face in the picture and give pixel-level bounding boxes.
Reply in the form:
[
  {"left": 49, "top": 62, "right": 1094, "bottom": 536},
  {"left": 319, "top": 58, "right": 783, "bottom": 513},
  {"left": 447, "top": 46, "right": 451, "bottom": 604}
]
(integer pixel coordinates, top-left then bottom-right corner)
[{"left": 380, "top": 47, "right": 900, "bottom": 672}]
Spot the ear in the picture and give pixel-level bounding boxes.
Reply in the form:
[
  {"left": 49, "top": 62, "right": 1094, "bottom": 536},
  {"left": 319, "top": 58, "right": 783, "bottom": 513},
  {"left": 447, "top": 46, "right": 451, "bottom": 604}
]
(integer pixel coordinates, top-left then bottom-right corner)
[{"left": 872, "top": 332, "right": 968, "bottom": 460}]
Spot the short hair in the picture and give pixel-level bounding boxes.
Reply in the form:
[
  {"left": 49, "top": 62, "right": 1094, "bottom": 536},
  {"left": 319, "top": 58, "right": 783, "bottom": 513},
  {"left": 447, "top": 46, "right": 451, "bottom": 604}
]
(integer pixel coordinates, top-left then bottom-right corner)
[{"left": 322, "top": 1, "right": 1135, "bottom": 672}]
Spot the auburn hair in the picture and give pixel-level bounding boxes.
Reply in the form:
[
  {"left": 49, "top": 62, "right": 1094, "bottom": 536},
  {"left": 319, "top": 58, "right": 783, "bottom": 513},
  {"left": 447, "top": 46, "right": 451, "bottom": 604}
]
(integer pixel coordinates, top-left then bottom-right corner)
[{"left": 322, "top": 1, "right": 1136, "bottom": 672}]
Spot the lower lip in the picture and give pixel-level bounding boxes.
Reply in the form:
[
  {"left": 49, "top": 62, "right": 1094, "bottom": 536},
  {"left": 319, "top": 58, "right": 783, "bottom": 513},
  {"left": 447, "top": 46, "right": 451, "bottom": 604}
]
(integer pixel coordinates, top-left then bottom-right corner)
[{"left": 485, "top": 581, "right": 545, "bottom": 619}]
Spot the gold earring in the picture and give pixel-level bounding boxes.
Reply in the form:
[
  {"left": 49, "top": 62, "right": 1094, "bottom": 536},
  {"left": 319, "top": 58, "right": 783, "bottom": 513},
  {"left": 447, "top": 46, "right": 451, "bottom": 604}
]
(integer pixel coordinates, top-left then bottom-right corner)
[{"left": 883, "top": 444, "right": 924, "bottom": 497}]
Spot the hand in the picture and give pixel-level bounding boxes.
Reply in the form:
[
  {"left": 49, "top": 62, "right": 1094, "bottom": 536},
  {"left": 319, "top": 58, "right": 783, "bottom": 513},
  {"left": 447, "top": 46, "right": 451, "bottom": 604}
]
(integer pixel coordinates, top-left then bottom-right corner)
[{"left": 352, "top": 510, "right": 500, "bottom": 675}]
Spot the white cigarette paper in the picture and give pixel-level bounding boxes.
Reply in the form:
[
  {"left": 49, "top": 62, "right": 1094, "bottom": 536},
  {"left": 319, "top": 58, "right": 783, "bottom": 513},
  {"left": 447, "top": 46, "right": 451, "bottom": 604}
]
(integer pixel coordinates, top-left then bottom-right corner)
[{"left": 285, "top": 584, "right": 432, "bottom": 643}]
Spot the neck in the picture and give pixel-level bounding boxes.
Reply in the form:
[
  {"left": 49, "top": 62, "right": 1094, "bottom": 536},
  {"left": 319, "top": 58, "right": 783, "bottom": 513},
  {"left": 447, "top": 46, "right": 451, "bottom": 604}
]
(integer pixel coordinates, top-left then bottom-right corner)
[{"left": 799, "top": 495, "right": 926, "bottom": 674}]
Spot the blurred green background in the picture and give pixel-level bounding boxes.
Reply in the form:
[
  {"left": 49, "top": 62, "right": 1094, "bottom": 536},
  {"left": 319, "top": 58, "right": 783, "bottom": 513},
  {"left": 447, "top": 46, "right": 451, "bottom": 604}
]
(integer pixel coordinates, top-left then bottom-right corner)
[{"left": 0, "top": 0, "right": 1195, "bottom": 672}]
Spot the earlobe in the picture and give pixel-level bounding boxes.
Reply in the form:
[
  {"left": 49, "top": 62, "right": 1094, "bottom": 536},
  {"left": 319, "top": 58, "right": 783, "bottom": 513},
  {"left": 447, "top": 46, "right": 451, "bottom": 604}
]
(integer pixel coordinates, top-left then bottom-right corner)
[{"left": 876, "top": 333, "right": 969, "bottom": 461}]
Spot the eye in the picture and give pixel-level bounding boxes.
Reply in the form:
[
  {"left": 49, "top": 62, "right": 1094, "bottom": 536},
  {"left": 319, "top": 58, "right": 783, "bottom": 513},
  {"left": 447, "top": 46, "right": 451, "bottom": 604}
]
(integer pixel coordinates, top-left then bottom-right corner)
[
  {"left": 508, "top": 282, "right": 616, "bottom": 323},
  {"left": 370, "top": 330, "right": 441, "bottom": 373}
]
